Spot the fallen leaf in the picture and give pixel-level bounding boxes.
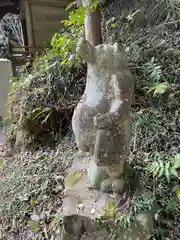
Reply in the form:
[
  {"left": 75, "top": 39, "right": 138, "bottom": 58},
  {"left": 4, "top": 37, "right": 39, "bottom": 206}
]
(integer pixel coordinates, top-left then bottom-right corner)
[
  {"left": 104, "top": 199, "right": 117, "bottom": 217},
  {"left": 31, "top": 198, "right": 38, "bottom": 207},
  {"left": 28, "top": 220, "right": 41, "bottom": 231},
  {"left": 0, "top": 157, "right": 4, "bottom": 169},
  {"left": 175, "top": 188, "right": 180, "bottom": 200},
  {"left": 66, "top": 171, "right": 82, "bottom": 188}
]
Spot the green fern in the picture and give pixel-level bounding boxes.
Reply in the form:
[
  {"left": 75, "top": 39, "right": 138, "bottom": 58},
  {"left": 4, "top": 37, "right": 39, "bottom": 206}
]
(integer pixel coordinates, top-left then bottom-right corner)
[
  {"left": 147, "top": 82, "right": 172, "bottom": 96},
  {"left": 146, "top": 155, "right": 180, "bottom": 183},
  {"left": 143, "top": 57, "right": 162, "bottom": 82}
]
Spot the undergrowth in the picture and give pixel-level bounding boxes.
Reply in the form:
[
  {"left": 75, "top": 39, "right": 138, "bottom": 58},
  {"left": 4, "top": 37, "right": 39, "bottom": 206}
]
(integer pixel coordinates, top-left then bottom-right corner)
[
  {"left": 102, "top": 0, "right": 180, "bottom": 238},
  {"left": 1, "top": 0, "right": 180, "bottom": 239},
  {"left": 6, "top": 3, "right": 89, "bottom": 149},
  {"left": 0, "top": 135, "right": 75, "bottom": 240},
  {"left": 6, "top": 0, "right": 101, "bottom": 150}
]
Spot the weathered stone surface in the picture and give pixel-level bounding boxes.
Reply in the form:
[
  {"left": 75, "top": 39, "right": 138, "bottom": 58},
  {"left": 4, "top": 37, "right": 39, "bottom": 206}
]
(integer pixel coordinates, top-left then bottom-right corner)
[
  {"left": 61, "top": 153, "right": 154, "bottom": 240},
  {"left": 64, "top": 38, "right": 153, "bottom": 239},
  {"left": 72, "top": 38, "right": 134, "bottom": 193},
  {"left": 63, "top": 154, "right": 112, "bottom": 219}
]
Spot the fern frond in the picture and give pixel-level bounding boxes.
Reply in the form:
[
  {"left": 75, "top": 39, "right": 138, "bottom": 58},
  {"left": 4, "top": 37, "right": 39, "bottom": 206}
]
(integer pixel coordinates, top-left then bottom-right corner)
[
  {"left": 146, "top": 156, "right": 179, "bottom": 182},
  {"left": 164, "top": 162, "right": 171, "bottom": 183},
  {"left": 157, "top": 160, "right": 164, "bottom": 179}
]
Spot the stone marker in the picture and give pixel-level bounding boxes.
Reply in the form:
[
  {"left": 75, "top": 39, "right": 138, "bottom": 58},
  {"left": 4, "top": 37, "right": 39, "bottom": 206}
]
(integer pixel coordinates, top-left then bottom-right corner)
[
  {"left": 61, "top": 39, "right": 154, "bottom": 239},
  {"left": 0, "top": 59, "right": 12, "bottom": 147}
]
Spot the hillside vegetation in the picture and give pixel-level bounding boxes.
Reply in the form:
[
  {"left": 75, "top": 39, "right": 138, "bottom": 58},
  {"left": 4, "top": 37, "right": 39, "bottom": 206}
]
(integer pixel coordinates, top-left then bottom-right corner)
[{"left": 0, "top": 0, "right": 180, "bottom": 239}]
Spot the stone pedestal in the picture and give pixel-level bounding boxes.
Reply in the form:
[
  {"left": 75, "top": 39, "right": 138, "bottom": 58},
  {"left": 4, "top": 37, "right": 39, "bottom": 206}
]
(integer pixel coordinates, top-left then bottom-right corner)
[{"left": 61, "top": 153, "right": 154, "bottom": 240}]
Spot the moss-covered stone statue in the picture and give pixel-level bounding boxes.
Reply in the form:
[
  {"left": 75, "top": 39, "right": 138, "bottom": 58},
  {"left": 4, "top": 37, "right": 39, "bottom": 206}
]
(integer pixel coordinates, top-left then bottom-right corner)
[{"left": 72, "top": 38, "right": 134, "bottom": 194}]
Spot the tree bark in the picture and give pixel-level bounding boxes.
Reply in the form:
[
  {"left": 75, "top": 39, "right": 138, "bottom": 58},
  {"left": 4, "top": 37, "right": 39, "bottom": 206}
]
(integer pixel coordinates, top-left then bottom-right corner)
[{"left": 80, "top": 0, "right": 102, "bottom": 46}]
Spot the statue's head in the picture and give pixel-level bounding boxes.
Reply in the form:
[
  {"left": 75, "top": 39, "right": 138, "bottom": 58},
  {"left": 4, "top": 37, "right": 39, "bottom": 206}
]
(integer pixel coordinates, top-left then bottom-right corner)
[{"left": 76, "top": 38, "right": 128, "bottom": 73}]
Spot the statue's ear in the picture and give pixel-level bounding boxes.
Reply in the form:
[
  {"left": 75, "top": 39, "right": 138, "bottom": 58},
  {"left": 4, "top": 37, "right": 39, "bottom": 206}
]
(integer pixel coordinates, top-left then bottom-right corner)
[
  {"left": 113, "top": 42, "right": 128, "bottom": 66},
  {"left": 76, "top": 38, "right": 95, "bottom": 63}
]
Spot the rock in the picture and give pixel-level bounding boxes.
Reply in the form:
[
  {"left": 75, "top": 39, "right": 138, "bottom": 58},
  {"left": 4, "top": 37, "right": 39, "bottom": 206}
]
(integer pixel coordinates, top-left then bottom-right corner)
[
  {"left": 30, "top": 214, "right": 40, "bottom": 221},
  {"left": 135, "top": 211, "right": 154, "bottom": 237}
]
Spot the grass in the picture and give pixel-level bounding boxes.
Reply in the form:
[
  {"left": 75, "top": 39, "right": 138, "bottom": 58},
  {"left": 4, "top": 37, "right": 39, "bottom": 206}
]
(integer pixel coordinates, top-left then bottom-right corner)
[
  {"left": 1, "top": 0, "right": 180, "bottom": 239},
  {"left": 0, "top": 133, "right": 75, "bottom": 240}
]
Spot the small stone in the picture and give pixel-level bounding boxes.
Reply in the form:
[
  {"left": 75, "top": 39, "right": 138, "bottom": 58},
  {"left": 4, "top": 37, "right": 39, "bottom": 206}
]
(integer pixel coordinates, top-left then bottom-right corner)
[
  {"left": 90, "top": 208, "right": 96, "bottom": 214},
  {"left": 30, "top": 214, "right": 40, "bottom": 221},
  {"left": 78, "top": 203, "right": 84, "bottom": 209}
]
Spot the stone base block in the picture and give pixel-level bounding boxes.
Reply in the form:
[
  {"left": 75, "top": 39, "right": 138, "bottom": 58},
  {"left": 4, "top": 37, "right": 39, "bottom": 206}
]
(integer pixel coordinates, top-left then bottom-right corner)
[{"left": 61, "top": 152, "right": 154, "bottom": 240}]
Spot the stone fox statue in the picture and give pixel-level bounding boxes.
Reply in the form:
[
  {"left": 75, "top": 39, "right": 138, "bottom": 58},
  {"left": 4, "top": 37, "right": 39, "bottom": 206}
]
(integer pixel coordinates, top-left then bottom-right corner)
[{"left": 72, "top": 38, "right": 134, "bottom": 193}]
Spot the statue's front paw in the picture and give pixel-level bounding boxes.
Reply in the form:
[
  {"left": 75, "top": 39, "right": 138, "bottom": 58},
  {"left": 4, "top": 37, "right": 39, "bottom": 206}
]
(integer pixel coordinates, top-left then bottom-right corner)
[
  {"left": 100, "top": 178, "right": 113, "bottom": 193},
  {"left": 76, "top": 37, "right": 86, "bottom": 54},
  {"left": 112, "top": 178, "right": 126, "bottom": 194},
  {"left": 76, "top": 38, "right": 95, "bottom": 63},
  {"left": 100, "top": 178, "right": 127, "bottom": 194},
  {"left": 93, "top": 113, "right": 112, "bottom": 129}
]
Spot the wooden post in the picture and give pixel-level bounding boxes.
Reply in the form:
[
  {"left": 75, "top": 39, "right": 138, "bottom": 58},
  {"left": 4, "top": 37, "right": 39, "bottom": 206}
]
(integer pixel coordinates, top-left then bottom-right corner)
[
  {"left": 24, "top": 0, "right": 34, "bottom": 48},
  {"left": 77, "top": 0, "right": 102, "bottom": 46},
  {"left": 7, "top": 37, "right": 16, "bottom": 77},
  {"left": 20, "top": 0, "right": 28, "bottom": 47}
]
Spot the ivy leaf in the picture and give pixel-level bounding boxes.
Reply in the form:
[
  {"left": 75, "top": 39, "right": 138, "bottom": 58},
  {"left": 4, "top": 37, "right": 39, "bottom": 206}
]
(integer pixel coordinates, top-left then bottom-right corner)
[{"left": 111, "top": 23, "right": 117, "bottom": 28}]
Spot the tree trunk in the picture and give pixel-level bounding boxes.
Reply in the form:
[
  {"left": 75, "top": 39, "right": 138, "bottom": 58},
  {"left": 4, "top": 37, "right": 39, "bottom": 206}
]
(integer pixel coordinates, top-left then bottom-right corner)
[{"left": 81, "top": 0, "right": 102, "bottom": 46}]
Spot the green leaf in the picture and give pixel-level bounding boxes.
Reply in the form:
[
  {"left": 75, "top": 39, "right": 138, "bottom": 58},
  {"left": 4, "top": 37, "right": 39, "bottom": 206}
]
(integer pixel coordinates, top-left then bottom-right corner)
[
  {"left": 29, "top": 220, "right": 41, "bottom": 231},
  {"left": 0, "top": 157, "right": 4, "bottom": 170},
  {"left": 66, "top": 171, "right": 82, "bottom": 188},
  {"left": 147, "top": 82, "right": 171, "bottom": 96},
  {"left": 174, "top": 154, "right": 180, "bottom": 167},
  {"left": 92, "top": 0, "right": 99, "bottom": 10},
  {"left": 77, "top": 11, "right": 86, "bottom": 25},
  {"left": 175, "top": 188, "right": 180, "bottom": 200},
  {"left": 165, "top": 162, "right": 170, "bottom": 183},
  {"left": 31, "top": 198, "right": 38, "bottom": 207},
  {"left": 65, "top": 1, "right": 76, "bottom": 11},
  {"left": 104, "top": 199, "right": 117, "bottom": 217}
]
